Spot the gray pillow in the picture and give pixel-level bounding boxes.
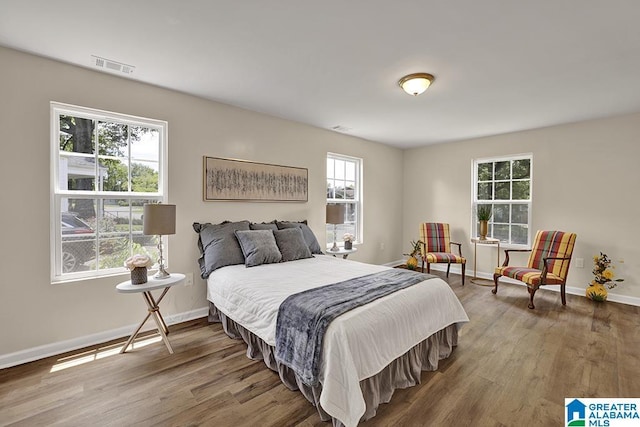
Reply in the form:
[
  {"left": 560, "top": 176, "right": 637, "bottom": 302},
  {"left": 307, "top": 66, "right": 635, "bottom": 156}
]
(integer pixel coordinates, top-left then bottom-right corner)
[
  {"left": 274, "top": 228, "right": 313, "bottom": 262},
  {"left": 235, "top": 230, "right": 283, "bottom": 267},
  {"left": 276, "top": 221, "right": 323, "bottom": 254},
  {"left": 249, "top": 222, "right": 278, "bottom": 231},
  {"left": 193, "top": 220, "right": 250, "bottom": 278}
]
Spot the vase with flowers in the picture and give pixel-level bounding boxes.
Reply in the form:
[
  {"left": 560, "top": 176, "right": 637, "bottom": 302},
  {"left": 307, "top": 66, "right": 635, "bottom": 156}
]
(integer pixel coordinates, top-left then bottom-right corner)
[
  {"left": 403, "top": 240, "right": 424, "bottom": 271},
  {"left": 125, "top": 254, "right": 153, "bottom": 285},
  {"left": 343, "top": 233, "right": 355, "bottom": 250},
  {"left": 586, "top": 252, "right": 624, "bottom": 302}
]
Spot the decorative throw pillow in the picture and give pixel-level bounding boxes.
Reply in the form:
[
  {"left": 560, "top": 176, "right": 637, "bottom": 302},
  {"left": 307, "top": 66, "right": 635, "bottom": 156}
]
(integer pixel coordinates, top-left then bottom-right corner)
[
  {"left": 234, "top": 230, "right": 283, "bottom": 267},
  {"left": 193, "top": 220, "right": 250, "bottom": 278},
  {"left": 274, "top": 228, "right": 313, "bottom": 262},
  {"left": 249, "top": 222, "right": 278, "bottom": 231},
  {"left": 276, "top": 221, "right": 323, "bottom": 254}
]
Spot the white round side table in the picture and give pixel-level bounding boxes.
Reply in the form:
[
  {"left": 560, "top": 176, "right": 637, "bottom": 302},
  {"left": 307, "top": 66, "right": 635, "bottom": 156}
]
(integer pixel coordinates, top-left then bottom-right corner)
[{"left": 116, "top": 273, "right": 185, "bottom": 354}]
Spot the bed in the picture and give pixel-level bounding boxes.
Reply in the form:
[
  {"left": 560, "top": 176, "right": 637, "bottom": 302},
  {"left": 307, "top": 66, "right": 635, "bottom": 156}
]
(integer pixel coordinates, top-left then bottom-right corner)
[{"left": 195, "top": 220, "right": 469, "bottom": 426}]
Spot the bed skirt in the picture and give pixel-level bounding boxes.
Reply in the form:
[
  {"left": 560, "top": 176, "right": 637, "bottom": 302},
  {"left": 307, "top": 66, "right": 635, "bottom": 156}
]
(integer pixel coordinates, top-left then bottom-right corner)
[{"left": 208, "top": 302, "right": 458, "bottom": 426}]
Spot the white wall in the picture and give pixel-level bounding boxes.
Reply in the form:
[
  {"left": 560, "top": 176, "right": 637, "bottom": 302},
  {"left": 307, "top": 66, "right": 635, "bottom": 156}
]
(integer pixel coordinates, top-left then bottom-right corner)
[
  {"left": 402, "top": 113, "right": 640, "bottom": 300},
  {"left": 0, "top": 46, "right": 403, "bottom": 356},
  {"left": 2, "top": 43, "right": 638, "bottom": 361}
]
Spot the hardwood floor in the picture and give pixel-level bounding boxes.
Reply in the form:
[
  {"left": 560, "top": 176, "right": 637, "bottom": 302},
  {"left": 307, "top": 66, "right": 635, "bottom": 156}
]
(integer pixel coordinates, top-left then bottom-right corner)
[{"left": 1, "top": 271, "right": 639, "bottom": 426}]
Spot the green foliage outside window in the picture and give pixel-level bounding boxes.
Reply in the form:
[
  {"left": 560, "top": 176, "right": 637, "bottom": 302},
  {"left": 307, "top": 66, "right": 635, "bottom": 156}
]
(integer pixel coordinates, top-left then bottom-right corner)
[
  {"left": 474, "top": 156, "right": 532, "bottom": 245},
  {"left": 53, "top": 104, "right": 165, "bottom": 279}
]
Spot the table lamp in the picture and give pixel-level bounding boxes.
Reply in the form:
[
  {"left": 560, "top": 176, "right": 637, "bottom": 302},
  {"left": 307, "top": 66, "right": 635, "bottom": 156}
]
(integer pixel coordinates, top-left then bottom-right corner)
[
  {"left": 143, "top": 203, "right": 176, "bottom": 279},
  {"left": 326, "top": 204, "right": 345, "bottom": 252}
]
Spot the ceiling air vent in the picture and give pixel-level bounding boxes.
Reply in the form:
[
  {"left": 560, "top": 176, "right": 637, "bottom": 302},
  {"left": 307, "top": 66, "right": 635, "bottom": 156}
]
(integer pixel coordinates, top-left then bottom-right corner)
[{"left": 91, "top": 55, "right": 135, "bottom": 75}]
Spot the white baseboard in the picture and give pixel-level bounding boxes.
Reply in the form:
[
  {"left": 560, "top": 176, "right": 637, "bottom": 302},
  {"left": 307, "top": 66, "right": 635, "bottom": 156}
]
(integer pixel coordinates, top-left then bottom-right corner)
[
  {"left": 466, "top": 269, "right": 640, "bottom": 307},
  {"left": 386, "top": 259, "right": 640, "bottom": 307},
  {"left": 382, "top": 259, "right": 406, "bottom": 267},
  {"left": 0, "top": 307, "right": 209, "bottom": 370},
  {"left": 8, "top": 261, "right": 636, "bottom": 371}
]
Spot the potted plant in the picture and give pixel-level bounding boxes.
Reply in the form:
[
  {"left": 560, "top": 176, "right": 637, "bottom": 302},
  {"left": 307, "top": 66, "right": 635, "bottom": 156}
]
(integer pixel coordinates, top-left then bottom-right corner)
[
  {"left": 343, "top": 233, "right": 355, "bottom": 250},
  {"left": 404, "top": 240, "right": 423, "bottom": 270},
  {"left": 477, "top": 205, "right": 492, "bottom": 240},
  {"left": 586, "top": 252, "right": 624, "bottom": 302},
  {"left": 124, "top": 254, "right": 153, "bottom": 285}
]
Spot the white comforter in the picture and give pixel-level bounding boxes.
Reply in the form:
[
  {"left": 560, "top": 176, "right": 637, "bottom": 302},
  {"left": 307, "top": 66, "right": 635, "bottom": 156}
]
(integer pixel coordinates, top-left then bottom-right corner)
[{"left": 207, "top": 256, "right": 469, "bottom": 427}]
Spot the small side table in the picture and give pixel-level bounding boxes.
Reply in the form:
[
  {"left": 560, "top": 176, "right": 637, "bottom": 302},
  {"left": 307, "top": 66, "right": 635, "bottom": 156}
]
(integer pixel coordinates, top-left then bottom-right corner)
[
  {"left": 326, "top": 247, "right": 358, "bottom": 259},
  {"left": 470, "top": 238, "right": 500, "bottom": 286},
  {"left": 116, "top": 273, "right": 185, "bottom": 354}
]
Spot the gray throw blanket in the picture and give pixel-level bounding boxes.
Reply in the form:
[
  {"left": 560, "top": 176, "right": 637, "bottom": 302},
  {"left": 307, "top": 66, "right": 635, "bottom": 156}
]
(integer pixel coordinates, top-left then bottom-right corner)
[{"left": 275, "top": 268, "right": 435, "bottom": 386}]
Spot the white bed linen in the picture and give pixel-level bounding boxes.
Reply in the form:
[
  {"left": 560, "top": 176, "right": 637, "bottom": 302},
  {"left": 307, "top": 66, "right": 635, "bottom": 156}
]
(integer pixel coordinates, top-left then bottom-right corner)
[{"left": 207, "top": 256, "right": 469, "bottom": 427}]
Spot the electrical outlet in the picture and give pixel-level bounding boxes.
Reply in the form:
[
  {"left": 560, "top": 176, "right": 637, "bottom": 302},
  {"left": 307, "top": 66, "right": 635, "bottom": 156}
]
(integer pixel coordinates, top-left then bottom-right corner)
[
  {"left": 185, "top": 272, "right": 193, "bottom": 287},
  {"left": 379, "top": 242, "right": 385, "bottom": 251},
  {"left": 575, "top": 258, "right": 584, "bottom": 268}
]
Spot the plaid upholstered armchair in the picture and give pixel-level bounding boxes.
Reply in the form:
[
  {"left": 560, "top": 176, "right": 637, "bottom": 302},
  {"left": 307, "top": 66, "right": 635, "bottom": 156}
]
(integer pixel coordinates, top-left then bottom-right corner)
[
  {"left": 492, "top": 230, "right": 577, "bottom": 309},
  {"left": 419, "top": 223, "right": 466, "bottom": 285}
]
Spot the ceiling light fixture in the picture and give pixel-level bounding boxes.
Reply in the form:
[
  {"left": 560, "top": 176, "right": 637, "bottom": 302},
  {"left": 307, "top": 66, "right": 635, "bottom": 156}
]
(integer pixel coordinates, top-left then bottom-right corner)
[{"left": 398, "top": 73, "right": 435, "bottom": 96}]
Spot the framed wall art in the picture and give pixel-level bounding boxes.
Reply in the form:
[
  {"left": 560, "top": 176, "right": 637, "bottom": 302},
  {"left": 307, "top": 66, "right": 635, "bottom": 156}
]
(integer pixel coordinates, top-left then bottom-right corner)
[{"left": 203, "top": 156, "right": 308, "bottom": 202}]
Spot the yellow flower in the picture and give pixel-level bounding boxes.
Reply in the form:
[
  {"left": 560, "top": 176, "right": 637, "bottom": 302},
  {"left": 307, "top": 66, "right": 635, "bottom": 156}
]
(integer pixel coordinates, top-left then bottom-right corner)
[
  {"left": 602, "top": 269, "right": 614, "bottom": 280},
  {"left": 593, "top": 255, "right": 599, "bottom": 262}
]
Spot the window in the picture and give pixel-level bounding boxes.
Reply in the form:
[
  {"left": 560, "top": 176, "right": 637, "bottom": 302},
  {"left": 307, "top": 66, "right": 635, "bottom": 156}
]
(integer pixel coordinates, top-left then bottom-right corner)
[
  {"left": 472, "top": 154, "right": 532, "bottom": 247},
  {"left": 326, "top": 153, "right": 362, "bottom": 247},
  {"left": 51, "top": 102, "right": 167, "bottom": 282}
]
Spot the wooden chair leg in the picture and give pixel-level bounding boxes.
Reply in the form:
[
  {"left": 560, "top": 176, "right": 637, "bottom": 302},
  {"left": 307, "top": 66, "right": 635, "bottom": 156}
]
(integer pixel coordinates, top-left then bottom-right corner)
[
  {"left": 492, "top": 274, "right": 500, "bottom": 294},
  {"left": 561, "top": 283, "right": 567, "bottom": 305},
  {"left": 446, "top": 263, "right": 451, "bottom": 278},
  {"left": 461, "top": 263, "right": 465, "bottom": 286},
  {"left": 528, "top": 286, "right": 537, "bottom": 309},
  {"left": 426, "top": 262, "right": 431, "bottom": 274}
]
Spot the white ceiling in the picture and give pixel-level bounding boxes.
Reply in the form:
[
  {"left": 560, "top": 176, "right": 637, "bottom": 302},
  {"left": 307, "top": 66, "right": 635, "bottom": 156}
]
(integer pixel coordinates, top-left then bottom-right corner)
[{"left": 2, "top": 1, "right": 640, "bottom": 148}]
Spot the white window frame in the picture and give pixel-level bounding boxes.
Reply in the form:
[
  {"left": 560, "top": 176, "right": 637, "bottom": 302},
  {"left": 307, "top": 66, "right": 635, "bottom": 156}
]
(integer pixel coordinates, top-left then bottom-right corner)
[
  {"left": 326, "top": 153, "right": 363, "bottom": 247},
  {"left": 50, "top": 102, "right": 168, "bottom": 283},
  {"left": 472, "top": 153, "right": 533, "bottom": 248}
]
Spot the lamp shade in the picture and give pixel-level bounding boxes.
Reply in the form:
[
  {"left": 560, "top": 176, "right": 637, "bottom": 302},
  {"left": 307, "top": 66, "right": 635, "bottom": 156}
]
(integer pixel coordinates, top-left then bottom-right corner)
[
  {"left": 143, "top": 204, "right": 176, "bottom": 235},
  {"left": 326, "top": 204, "right": 346, "bottom": 225}
]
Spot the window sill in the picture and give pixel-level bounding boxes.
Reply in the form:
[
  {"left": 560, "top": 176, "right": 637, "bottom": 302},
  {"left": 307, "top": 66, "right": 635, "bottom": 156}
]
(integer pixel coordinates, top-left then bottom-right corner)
[
  {"left": 51, "top": 270, "right": 131, "bottom": 285},
  {"left": 499, "top": 243, "right": 531, "bottom": 250},
  {"left": 325, "top": 242, "right": 360, "bottom": 249}
]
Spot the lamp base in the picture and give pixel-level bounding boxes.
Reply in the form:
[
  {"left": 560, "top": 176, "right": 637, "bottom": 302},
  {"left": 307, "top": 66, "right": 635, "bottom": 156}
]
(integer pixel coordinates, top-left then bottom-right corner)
[
  {"left": 153, "top": 235, "right": 170, "bottom": 279},
  {"left": 153, "top": 267, "right": 171, "bottom": 279},
  {"left": 329, "top": 224, "right": 340, "bottom": 252}
]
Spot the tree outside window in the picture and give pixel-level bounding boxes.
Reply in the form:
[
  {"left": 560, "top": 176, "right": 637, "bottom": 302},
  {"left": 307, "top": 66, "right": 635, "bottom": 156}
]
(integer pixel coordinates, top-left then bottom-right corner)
[
  {"left": 473, "top": 155, "right": 532, "bottom": 246},
  {"left": 52, "top": 103, "right": 167, "bottom": 281},
  {"left": 326, "top": 153, "right": 362, "bottom": 247}
]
